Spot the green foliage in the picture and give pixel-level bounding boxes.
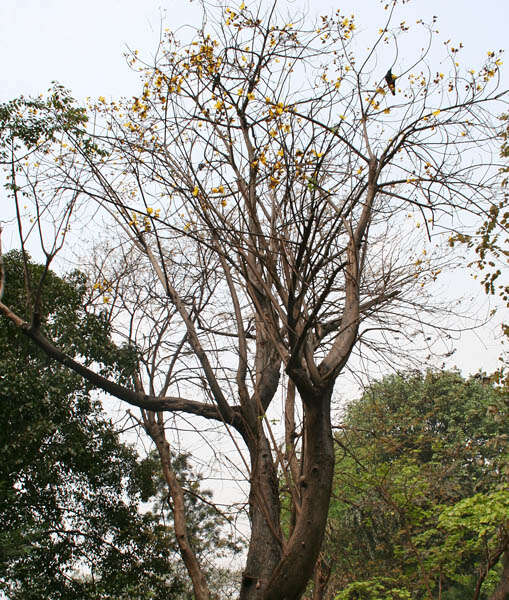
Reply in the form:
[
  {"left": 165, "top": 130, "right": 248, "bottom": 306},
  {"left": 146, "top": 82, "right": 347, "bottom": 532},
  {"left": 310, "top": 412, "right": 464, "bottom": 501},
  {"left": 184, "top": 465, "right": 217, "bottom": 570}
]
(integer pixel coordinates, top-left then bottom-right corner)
[
  {"left": 324, "top": 370, "right": 508, "bottom": 600},
  {"left": 0, "top": 84, "right": 105, "bottom": 162},
  {"left": 0, "top": 252, "right": 237, "bottom": 599},
  {"left": 421, "top": 488, "right": 509, "bottom": 589},
  {"left": 335, "top": 578, "right": 411, "bottom": 600}
]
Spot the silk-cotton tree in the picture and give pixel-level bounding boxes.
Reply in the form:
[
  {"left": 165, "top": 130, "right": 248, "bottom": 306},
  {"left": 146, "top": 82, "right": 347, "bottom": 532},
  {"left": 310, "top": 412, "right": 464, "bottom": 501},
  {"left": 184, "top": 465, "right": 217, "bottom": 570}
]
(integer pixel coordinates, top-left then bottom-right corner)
[{"left": 0, "top": 1, "right": 506, "bottom": 599}]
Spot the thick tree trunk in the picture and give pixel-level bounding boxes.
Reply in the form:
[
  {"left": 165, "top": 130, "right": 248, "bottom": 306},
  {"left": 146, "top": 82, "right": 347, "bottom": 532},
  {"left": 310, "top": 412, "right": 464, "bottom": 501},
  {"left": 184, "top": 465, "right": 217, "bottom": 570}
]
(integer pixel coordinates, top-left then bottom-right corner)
[
  {"left": 240, "top": 428, "right": 283, "bottom": 600},
  {"left": 261, "top": 388, "right": 335, "bottom": 600}
]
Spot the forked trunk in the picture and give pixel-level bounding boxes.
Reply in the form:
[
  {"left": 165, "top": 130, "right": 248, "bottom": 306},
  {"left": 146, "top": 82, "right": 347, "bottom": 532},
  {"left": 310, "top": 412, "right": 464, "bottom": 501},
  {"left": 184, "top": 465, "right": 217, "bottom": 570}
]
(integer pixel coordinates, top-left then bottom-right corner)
[
  {"left": 262, "top": 389, "right": 334, "bottom": 600},
  {"left": 241, "top": 387, "right": 335, "bottom": 600},
  {"left": 240, "top": 429, "right": 283, "bottom": 600}
]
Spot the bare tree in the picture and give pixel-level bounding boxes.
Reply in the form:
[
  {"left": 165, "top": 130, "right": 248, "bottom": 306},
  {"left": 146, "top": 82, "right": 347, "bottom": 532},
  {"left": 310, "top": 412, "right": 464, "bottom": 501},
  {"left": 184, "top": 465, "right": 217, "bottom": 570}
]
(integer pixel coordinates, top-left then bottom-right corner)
[{"left": 1, "top": 2, "right": 506, "bottom": 599}]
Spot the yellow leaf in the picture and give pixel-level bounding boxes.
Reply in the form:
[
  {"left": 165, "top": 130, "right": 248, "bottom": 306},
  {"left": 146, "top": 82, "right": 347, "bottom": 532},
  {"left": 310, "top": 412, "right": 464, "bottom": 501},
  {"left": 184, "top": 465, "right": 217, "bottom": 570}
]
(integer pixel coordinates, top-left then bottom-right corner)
[{"left": 192, "top": 186, "right": 199, "bottom": 196}]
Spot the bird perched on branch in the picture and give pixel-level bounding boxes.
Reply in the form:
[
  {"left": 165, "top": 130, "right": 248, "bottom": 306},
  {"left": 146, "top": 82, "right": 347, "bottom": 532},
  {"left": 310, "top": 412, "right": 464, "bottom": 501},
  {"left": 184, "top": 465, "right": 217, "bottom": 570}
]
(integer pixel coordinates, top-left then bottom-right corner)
[
  {"left": 385, "top": 68, "right": 396, "bottom": 95},
  {"left": 212, "top": 73, "right": 220, "bottom": 93}
]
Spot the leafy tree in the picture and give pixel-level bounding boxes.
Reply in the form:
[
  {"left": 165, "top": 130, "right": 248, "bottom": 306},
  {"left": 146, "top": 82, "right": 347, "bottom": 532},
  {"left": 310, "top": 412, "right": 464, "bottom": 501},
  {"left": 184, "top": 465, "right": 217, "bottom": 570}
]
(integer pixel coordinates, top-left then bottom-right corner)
[
  {"left": 313, "top": 371, "right": 508, "bottom": 600},
  {"left": 0, "top": 2, "right": 506, "bottom": 598},
  {"left": 0, "top": 251, "right": 236, "bottom": 599}
]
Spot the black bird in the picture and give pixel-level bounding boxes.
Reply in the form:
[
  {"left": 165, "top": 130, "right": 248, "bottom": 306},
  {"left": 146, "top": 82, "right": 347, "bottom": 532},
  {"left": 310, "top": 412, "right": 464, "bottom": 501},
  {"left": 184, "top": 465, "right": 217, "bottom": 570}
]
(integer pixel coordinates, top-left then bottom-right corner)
[
  {"left": 212, "top": 73, "right": 220, "bottom": 93},
  {"left": 385, "top": 68, "right": 396, "bottom": 95}
]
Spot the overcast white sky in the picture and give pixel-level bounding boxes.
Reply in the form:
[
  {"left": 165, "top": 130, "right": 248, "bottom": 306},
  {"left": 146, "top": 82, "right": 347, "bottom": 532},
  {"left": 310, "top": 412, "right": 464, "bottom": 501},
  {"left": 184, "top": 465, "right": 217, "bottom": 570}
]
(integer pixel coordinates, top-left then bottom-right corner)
[
  {"left": 1, "top": 0, "right": 508, "bottom": 101},
  {"left": 1, "top": 0, "right": 507, "bottom": 377}
]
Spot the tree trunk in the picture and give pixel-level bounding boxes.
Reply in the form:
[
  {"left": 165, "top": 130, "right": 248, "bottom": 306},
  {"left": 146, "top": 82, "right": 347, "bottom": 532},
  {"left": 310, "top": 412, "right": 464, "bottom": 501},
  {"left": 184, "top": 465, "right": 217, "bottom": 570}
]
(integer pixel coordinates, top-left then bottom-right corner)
[
  {"left": 261, "top": 387, "right": 335, "bottom": 600},
  {"left": 240, "top": 428, "right": 283, "bottom": 600}
]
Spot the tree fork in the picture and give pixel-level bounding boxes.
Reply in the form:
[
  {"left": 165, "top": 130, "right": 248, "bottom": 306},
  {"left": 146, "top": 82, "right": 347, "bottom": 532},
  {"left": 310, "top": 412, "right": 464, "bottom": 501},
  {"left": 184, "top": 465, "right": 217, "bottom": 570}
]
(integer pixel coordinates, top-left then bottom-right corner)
[{"left": 262, "top": 389, "right": 334, "bottom": 600}]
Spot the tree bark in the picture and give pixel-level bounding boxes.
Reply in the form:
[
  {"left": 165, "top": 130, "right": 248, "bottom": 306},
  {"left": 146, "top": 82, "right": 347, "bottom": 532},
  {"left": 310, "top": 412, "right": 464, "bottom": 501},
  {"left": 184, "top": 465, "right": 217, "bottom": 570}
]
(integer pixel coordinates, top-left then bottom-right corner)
[
  {"left": 261, "top": 387, "right": 335, "bottom": 600},
  {"left": 239, "top": 427, "right": 283, "bottom": 600}
]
